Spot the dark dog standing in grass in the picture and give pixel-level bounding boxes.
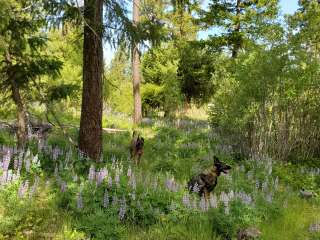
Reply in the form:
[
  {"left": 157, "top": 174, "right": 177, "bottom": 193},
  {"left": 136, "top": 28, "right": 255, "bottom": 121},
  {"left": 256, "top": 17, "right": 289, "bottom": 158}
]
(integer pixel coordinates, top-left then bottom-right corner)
[
  {"left": 188, "top": 156, "right": 231, "bottom": 200},
  {"left": 130, "top": 131, "right": 144, "bottom": 165}
]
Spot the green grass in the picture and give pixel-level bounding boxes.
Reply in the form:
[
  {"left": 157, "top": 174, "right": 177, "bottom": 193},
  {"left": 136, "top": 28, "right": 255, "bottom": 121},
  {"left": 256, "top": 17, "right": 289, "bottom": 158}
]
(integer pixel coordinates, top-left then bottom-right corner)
[{"left": 260, "top": 197, "right": 320, "bottom": 240}]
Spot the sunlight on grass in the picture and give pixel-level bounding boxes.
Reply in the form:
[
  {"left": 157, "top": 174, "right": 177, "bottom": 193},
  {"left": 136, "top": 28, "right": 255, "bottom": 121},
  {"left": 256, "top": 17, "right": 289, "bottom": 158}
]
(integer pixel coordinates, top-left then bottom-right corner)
[{"left": 261, "top": 197, "right": 320, "bottom": 240}]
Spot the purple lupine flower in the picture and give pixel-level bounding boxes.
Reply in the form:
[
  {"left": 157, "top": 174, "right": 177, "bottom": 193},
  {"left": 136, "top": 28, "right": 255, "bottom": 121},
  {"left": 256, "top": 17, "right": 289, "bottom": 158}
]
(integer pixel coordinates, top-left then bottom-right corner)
[
  {"left": 247, "top": 171, "right": 253, "bottom": 180},
  {"left": 8, "top": 172, "right": 14, "bottom": 183},
  {"left": 12, "top": 170, "right": 20, "bottom": 182},
  {"left": 103, "top": 189, "right": 109, "bottom": 208},
  {"left": 32, "top": 154, "right": 39, "bottom": 164},
  {"left": 129, "top": 174, "right": 136, "bottom": 190},
  {"left": 54, "top": 165, "right": 59, "bottom": 177},
  {"left": 38, "top": 138, "right": 44, "bottom": 151},
  {"left": 77, "top": 192, "right": 83, "bottom": 209},
  {"left": 255, "top": 180, "right": 260, "bottom": 189},
  {"left": 220, "top": 191, "right": 229, "bottom": 204},
  {"left": 130, "top": 192, "right": 136, "bottom": 201},
  {"left": 118, "top": 165, "right": 123, "bottom": 175},
  {"left": 228, "top": 190, "right": 235, "bottom": 200},
  {"left": 45, "top": 179, "right": 50, "bottom": 187},
  {"left": 239, "top": 192, "right": 253, "bottom": 205},
  {"left": 192, "top": 182, "right": 200, "bottom": 193},
  {"left": 167, "top": 178, "right": 179, "bottom": 192},
  {"left": 52, "top": 147, "right": 60, "bottom": 161},
  {"left": 78, "top": 150, "right": 85, "bottom": 159},
  {"left": 88, "top": 165, "right": 95, "bottom": 182},
  {"left": 3, "top": 149, "right": 11, "bottom": 171},
  {"left": 108, "top": 176, "right": 113, "bottom": 188},
  {"left": 73, "top": 174, "right": 78, "bottom": 182},
  {"left": 112, "top": 195, "right": 118, "bottom": 206},
  {"left": 309, "top": 222, "right": 320, "bottom": 233},
  {"left": 266, "top": 193, "right": 273, "bottom": 203},
  {"left": 119, "top": 196, "right": 127, "bottom": 221},
  {"left": 1, "top": 171, "right": 8, "bottom": 185},
  {"left": 210, "top": 194, "right": 218, "bottom": 208},
  {"left": 13, "top": 157, "right": 18, "bottom": 170},
  {"left": 224, "top": 204, "right": 230, "bottom": 215},
  {"left": 29, "top": 176, "right": 39, "bottom": 198},
  {"left": 267, "top": 164, "right": 272, "bottom": 175},
  {"left": 199, "top": 196, "right": 208, "bottom": 212},
  {"left": 274, "top": 176, "right": 279, "bottom": 190},
  {"left": 18, "top": 153, "right": 23, "bottom": 171},
  {"left": 96, "top": 168, "right": 107, "bottom": 186},
  {"left": 115, "top": 173, "right": 120, "bottom": 188},
  {"left": 60, "top": 181, "right": 67, "bottom": 192},
  {"left": 25, "top": 158, "right": 30, "bottom": 172},
  {"left": 127, "top": 167, "right": 132, "bottom": 177},
  {"left": 111, "top": 155, "right": 116, "bottom": 168},
  {"left": 262, "top": 181, "right": 268, "bottom": 192},
  {"left": 182, "top": 193, "right": 191, "bottom": 208},
  {"left": 18, "top": 180, "right": 29, "bottom": 198}
]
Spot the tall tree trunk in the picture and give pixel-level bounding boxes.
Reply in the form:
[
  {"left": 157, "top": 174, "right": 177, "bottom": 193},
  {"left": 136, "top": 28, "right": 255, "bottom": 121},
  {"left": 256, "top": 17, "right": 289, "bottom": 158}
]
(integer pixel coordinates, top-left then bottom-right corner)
[
  {"left": 5, "top": 51, "right": 28, "bottom": 149},
  {"left": 79, "top": 0, "right": 103, "bottom": 161},
  {"left": 132, "top": 0, "right": 142, "bottom": 124},
  {"left": 232, "top": 0, "right": 241, "bottom": 58},
  {"left": 11, "top": 81, "right": 28, "bottom": 149}
]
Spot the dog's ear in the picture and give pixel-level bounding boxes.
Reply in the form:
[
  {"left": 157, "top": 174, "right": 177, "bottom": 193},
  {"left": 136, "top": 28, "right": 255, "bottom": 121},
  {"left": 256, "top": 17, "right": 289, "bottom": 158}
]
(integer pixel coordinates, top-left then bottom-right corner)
[
  {"left": 132, "top": 130, "right": 137, "bottom": 137},
  {"left": 213, "top": 156, "right": 220, "bottom": 164}
]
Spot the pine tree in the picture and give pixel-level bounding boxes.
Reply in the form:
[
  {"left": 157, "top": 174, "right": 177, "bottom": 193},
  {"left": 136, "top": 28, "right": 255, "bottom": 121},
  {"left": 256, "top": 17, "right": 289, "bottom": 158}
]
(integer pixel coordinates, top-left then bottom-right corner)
[
  {"left": 78, "top": 0, "right": 104, "bottom": 160},
  {"left": 132, "top": 0, "right": 142, "bottom": 124},
  {"left": 201, "top": 0, "right": 279, "bottom": 57},
  {"left": 0, "top": 0, "right": 62, "bottom": 148}
]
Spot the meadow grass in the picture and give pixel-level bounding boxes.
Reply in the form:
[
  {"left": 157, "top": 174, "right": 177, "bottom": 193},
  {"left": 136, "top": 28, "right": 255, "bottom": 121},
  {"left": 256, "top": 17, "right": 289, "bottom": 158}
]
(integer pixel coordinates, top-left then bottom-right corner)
[{"left": 0, "top": 113, "right": 319, "bottom": 239}]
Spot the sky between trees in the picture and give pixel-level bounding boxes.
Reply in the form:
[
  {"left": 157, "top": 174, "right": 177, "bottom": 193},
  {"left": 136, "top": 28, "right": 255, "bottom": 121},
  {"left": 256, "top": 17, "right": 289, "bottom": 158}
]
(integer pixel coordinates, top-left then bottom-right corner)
[{"left": 103, "top": 0, "right": 299, "bottom": 65}]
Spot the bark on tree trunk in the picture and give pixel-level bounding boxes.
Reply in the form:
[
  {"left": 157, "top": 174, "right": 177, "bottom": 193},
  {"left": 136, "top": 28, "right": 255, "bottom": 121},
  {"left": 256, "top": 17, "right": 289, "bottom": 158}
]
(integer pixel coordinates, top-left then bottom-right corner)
[
  {"left": 232, "top": 0, "right": 241, "bottom": 58},
  {"left": 11, "top": 81, "right": 28, "bottom": 149},
  {"left": 79, "top": 0, "right": 103, "bottom": 161},
  {"left": 5, "top": 51, "right": 28, "bottom": 149},
  {"left": 132, "top": 0, "right": 142, "bottom": 124}
]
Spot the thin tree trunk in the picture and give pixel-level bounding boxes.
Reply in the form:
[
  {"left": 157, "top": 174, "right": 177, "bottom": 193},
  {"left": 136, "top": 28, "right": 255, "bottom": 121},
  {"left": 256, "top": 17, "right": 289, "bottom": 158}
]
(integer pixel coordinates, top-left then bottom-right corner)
[
  {"left": 79, "top": 0, "right": 103, "bottom": 161},
  {"left": 132, "top": 0, "right": 142, "bottom": 124},
  {"left": 232, "top": 0, "right": 241, "bottom": 58},
  {"left": 11, "top": 81, "right": 28, "bottom": 149},
  {"left": 5, "top": 51, "right": 28, "bottom": 149}
]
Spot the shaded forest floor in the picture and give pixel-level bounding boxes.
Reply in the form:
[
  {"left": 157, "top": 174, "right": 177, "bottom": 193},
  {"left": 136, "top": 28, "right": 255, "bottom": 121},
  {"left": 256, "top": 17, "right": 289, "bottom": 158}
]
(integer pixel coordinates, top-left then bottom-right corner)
[{"left": 0, "top": 112, "right": 320, "bottom": 239}]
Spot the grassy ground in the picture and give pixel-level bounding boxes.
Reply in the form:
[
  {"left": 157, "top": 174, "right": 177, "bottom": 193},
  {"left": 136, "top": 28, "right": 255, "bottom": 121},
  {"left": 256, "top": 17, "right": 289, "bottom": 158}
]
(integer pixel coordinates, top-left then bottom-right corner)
[{"left": 0, "top": 110, "right": 320, "bottom": 239}]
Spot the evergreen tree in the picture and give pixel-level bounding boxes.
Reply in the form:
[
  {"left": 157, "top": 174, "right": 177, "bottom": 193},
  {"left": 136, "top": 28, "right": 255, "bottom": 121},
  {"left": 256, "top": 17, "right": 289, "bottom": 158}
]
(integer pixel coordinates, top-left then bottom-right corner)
[
  {"left": 132, "top": 0, "right": 142, "bottom": 124},
  {"left": 201, "top": 0, "right": 279, "bottom": 57},
  {"left": 78, "top": 0, "right": 104, "bottom": 160},
  {"left": 0, "top": 0, "right": 62, "bottom": 148}
]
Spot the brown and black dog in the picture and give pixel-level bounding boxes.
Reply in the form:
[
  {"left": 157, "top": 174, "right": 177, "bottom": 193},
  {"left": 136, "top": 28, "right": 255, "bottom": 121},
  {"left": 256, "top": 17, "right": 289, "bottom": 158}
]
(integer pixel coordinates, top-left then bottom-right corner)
[
  {"left": 130, "top": 131, "right": 144, "bottom": 165},
  {"left": 187, "top": 156, "right": 231, "bottom": 199}
]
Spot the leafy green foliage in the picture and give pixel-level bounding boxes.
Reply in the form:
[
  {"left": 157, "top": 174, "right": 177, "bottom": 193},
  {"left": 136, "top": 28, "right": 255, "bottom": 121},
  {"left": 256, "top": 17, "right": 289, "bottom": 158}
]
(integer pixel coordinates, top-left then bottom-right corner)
[
  {"left": 142, "top": 43, "right": 182, "bottom": 116},
  {"left": 200, "top": 0, "right": 280, "bottom": 56},
  {"left": 178, "top": 42, "right": 216, "bottom": 104},
  {"left": 104, "top": 49, "right": 133, "bottom": 114}
]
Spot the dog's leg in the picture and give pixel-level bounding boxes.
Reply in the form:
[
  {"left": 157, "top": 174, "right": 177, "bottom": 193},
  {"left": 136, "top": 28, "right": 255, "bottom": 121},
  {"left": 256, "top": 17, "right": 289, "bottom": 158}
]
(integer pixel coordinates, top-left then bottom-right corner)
[
  {"left": 133, "top": 154, "right": 137, "bottom": 165},
  {"left": 137, "top": 154, "right": 141, "bottom": 165},
  {"left": 204, "top": 189, "right": 210, "bottom": 202},
  {"left": 130, "top": 148, "right": 133, "bottom": 160}
]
